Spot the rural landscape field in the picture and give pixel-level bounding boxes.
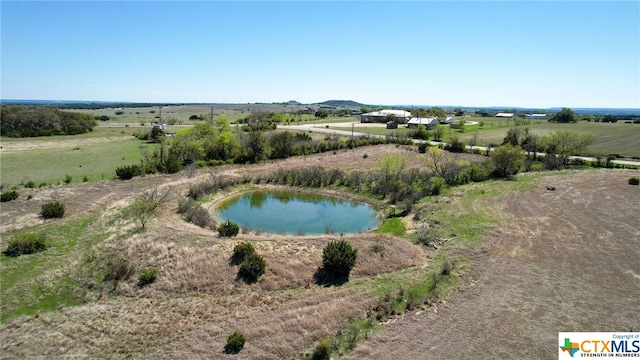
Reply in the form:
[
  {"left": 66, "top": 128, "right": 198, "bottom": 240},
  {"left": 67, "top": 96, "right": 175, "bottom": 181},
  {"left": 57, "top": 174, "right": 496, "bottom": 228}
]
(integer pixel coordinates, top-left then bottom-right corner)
[
  {"left": 2, "top": 1, "right": 639, "bottom": 358},
  {"left": 1, "top": 102, "right": 639, "bottom": 359}
]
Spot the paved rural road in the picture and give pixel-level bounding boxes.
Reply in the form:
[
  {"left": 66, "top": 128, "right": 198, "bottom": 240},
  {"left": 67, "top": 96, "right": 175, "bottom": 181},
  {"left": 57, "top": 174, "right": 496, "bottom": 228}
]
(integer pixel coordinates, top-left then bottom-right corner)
[{"left": 280, "top": 123, "right": 640, "bottom": 167}]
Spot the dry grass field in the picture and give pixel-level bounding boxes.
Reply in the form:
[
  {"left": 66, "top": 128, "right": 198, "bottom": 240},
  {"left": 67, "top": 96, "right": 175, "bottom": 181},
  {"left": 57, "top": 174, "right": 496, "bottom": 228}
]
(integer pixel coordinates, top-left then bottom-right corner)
[
  {"left": 345, "top": 170, "right": 640, "bottom": 359},
  {"left": 1, "top": 143, "right": 639, "bottom": 359}
]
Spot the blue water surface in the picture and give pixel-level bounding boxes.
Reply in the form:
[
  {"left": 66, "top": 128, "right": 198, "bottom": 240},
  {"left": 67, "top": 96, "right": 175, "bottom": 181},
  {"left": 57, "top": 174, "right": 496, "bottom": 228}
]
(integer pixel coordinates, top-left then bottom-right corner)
[{"left": 216, "top": 191, "right": 379, "bottom": 235}]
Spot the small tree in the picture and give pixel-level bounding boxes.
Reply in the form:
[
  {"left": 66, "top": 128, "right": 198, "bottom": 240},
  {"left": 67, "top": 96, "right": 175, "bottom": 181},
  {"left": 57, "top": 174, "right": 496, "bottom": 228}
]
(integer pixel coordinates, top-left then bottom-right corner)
[
  {"left": 322, "top": 240, "right": 358, "bottom": 278},
  {"left": 115, "top": 164, "right": 141, "bottom": 180},
  {"left": 311, "top": 337, "right": 332, "bottom": 360},
  {"left": 224, "top": 331, "right": 246, "bottom": 354},
  {"left": 432, "top": 126, "right": 444, "bottom": 141},
  {"left": 491, "top": 144, "right": 524, "bottom": 178},
  {"left": 550, "top": 107, "right": 577, "bottom": 123},
  {"left": 3, "top": 233, "right": 47, "bottom": 257},
  {"left": 231, "top": 242, "right": 256, "bottom": 265},
  {"left": 238, "top": 253, "right": 266, "bottom": 283},
  {"left": 315, "top": 109, "right": 329, "bottom": 119},
  {"left": 41, "top": 201, "right": 65, "bottom": 219},
  {"left": 217, "top": 220, "right": 240, "bottom": 237},
  {"left": 127, "top": 187, "right": 171, "bottom": 229},
  {"left": 1, "top": 190, "right": 19, "bottom": 202}
]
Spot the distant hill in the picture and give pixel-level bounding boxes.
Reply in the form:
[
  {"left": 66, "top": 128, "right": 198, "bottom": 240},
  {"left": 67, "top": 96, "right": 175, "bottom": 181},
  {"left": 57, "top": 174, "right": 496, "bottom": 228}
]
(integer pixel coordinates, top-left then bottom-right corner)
[{"left": 315, "top": 100, "right": 367, "bottom": 108}]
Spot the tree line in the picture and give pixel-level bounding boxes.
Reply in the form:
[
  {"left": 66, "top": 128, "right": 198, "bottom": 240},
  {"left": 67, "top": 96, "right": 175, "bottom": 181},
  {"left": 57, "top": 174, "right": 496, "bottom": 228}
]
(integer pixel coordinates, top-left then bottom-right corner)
[
  {"left": 0, "top": 106, "right": 98, "bottom": 137},
  {"left": 119, "top": 118, "right": 412, "bottom": 179}
]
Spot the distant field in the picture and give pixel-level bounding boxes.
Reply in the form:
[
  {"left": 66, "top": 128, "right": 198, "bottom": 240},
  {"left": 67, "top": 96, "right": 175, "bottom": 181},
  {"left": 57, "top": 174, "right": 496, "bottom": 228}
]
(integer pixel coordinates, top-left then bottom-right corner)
[
  {"left": 334, "top": 117, "right": 640, "bottom": 158},
  {"left": 72, "top": 104, "right": 331, "bottom": 126},
  {"left": 0, "top": 128, "right": 159, "bottom": 186}
]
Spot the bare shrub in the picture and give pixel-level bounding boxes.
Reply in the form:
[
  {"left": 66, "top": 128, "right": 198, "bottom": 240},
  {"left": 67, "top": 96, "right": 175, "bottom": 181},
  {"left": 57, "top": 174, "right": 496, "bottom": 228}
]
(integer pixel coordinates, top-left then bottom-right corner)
[
  {"left": 416, "top": 224, "right": 440, "bottom": 248},
  {"left": 103, "top": 254, "right": 134, "bottom": 284},
  {"left": 177, "top": 199, "right": 216, "bottom": 230},
  {"left": 188, "top": 174, "right": 239, "bottom": 200}
]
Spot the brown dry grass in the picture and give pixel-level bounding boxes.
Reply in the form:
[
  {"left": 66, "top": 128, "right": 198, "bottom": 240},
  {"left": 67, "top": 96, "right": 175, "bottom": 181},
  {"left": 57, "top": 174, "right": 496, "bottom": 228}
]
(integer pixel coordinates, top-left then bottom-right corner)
[
  {"left": 344, "top": 169, "right": 640, "bottom": 359},
  {"left": 6, "top": 144, "right": 634, "bottom": 359},
  {"left": 0, "top": 145, "right": 438, "bottom": 359}
]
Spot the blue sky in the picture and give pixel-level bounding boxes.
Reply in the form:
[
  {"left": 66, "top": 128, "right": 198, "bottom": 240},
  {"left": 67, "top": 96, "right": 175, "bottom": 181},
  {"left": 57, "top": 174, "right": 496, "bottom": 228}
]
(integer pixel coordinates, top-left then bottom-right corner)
[{"left": 1, "top": 1, "right": 638, "bottom": 108}]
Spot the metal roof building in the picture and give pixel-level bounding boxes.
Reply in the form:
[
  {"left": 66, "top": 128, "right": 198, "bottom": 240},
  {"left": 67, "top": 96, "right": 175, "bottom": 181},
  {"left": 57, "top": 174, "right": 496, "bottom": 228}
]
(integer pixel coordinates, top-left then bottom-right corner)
[
  {"left": 360, "top": 110, "right": 412, "bottom": 123},
  {"left": 407, "top": 117, "right": 437, "bottom": 129}
]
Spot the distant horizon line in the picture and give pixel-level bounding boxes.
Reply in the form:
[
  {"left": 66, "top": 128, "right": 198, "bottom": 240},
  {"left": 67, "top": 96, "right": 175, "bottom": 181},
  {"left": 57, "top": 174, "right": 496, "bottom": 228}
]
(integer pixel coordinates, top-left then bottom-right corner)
[{"left": 1, "top": 98, "right": 639, "bottom": 112}]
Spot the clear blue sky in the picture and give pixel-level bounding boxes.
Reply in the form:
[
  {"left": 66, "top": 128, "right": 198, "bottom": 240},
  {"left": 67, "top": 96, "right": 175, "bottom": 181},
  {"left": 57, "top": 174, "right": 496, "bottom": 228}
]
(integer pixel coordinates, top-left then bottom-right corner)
[{"left": 1, "top": 1, "right": 638, "bottom": 108}]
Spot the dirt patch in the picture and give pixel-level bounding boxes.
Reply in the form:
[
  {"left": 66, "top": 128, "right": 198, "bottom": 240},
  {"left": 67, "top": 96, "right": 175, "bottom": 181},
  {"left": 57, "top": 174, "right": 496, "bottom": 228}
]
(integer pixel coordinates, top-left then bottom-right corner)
[{"left": 344, "top": 169, "right": 640, "bottom": 359}]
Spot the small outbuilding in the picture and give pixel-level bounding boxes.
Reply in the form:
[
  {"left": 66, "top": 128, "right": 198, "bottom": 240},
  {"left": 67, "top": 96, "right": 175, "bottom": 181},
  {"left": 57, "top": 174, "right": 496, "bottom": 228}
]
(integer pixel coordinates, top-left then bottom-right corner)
[
  {"left": 407, "top": 117, "right": 437, "bottom": 129},
  {"left": 526, "top": 113, "right": 547, "bottom": 120},
  {"left": 495, "top": 112, "right": 515, "bottom": 118}
]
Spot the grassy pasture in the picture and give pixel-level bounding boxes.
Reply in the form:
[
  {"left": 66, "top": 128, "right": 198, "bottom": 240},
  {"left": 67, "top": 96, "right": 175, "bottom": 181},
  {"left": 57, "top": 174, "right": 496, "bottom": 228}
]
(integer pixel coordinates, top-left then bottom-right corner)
[
  {"left": 332, "top": 117, "right": 640, "bottom": 158},
  {"left": 74, "top": 104, "right": 339, "bottom": 126},
  {"left": 1, "top": 128, "right": 159, "bottom": 186}
]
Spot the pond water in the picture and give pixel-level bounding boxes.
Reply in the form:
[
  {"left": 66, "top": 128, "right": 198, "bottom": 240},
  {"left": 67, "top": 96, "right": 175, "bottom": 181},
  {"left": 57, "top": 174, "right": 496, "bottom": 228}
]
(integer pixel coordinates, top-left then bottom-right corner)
[{"left": 215, "top": 191, "right": 379, "bottom": 235}]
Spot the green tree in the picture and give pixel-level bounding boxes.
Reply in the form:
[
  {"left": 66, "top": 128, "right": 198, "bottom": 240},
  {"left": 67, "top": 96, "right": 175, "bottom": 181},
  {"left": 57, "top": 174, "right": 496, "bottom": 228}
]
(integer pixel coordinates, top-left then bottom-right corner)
[
  {"left": 550, "top": 107, "right": 577, "bottom": 123},
  {"left": 238, "top": 252, "right": 266, "bottom": 283},
  {"left": 432, "top": 125, "right": 444, "bottom": 141},
  {"left": 322, "top": 240, "right": 358, "bottom": 278},
  {"left": 376, "top": 153, "right": 408, "bottom": 181},
  {"left": 269, "top": 131, "right": 295, "bottom": 159},
  {"left": 411, "top": 108, "right": 428, "bottom": 118},
  {"left": 374, "top": 153, "right": 409, "bottom": 198},
  {"left": 315, "top": 109, "right": 329, "bottom": 119},
  {"left": 540, "top": 130, "right": 594, "bottom": 164},
  {"left": 490, "top": 144, "right": 524, "bottom": 178},
  {"left": 502, "top": 126, "right": 530, "bottom": 146},
  {"left": 428, "top": 107, "right": 447, "bottom": 123},
  {"left": 150, "top": 127, "right": 166, "bottom": 143},
  {"left": 245, "top": 131, "right": 269, "bottom": 163},
  {"left": 426, "top": 146, "right": 468, "bottom": 185},
  {"left": 271, "top": 112, "right": 286, "bottom": 124}
]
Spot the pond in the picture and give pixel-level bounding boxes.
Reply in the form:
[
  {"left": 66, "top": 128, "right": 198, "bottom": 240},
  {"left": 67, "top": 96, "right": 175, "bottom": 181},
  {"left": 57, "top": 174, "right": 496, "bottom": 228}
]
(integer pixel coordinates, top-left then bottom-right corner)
[{"left": 215, "top": 190, "right": 379, "bottom": 235}]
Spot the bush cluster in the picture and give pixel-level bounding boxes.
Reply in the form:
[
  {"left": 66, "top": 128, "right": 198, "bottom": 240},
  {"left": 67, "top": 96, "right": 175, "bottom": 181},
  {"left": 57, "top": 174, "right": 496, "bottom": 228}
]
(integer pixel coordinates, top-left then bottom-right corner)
[
  {"left": 322, "top": 240, "right": 358, "bottom": 278},
  {"left": 3, "top": 233, "right": 47, "bottom": 257},
  {"left": 224, "top": 331, "right": 246, "bottom": 354},
  {"left": 40, "top": 201, "right": 65, "bottom": 219},
  {"left": 1, "top": 190, "right": 19, "bottom": 202},
  {"left": 188, "top": 174, "right": 244, "bottom": 200},
  {"left": 230, "top": 242, "right": 266, "bottom": 283},
  {"left": 115, "top": 164, "right": 141, "bottom": 180},
  {"left": 231, "top": 242, "right": 256, "bottom": 265},
  {"left": 629, "top": 177, "right": 640, "bottom": 185},
  {"left": 217, "top": 220, "right": 240, "bottom": 237},
  {"left": 310, "top": 337, "right": 332, "bottom": 360},
  {"left": 102, "top": 254, "right": 134, "bottom": 283},
  {"left": 177, "top": 199, "right": 216, "bottom": 230},
  {"left": 137, "top": 268, "right": 158, "bottom": 287},
  {"left": 238, "top": 253, "right": 267, "bottom": 283}
]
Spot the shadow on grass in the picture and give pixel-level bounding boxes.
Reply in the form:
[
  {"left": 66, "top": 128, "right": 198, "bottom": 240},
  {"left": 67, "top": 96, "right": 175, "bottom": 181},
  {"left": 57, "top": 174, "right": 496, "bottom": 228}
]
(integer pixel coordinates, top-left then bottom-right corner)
[{"left": 313, "top": 267, "right": 349, "bottom": 287}]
